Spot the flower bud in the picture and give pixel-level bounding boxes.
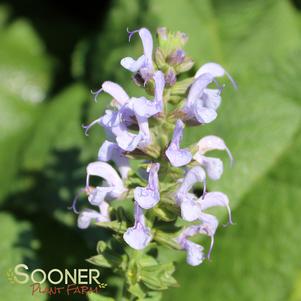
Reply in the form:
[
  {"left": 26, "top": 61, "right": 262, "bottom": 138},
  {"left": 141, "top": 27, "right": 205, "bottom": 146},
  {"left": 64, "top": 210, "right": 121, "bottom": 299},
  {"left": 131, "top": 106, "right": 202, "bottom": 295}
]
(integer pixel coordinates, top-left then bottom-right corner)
[
  {"left": 167, "top": 49, "right": 186, "bottom": 65},
  {"left": 165, "top": 67, "right": 177, "bottom": 86},
  {"left": 157, "top": 27, "right": 168, "bottom": 42},
  {"left": 175, "top": 57, "right": 194, "bottom": 74}
]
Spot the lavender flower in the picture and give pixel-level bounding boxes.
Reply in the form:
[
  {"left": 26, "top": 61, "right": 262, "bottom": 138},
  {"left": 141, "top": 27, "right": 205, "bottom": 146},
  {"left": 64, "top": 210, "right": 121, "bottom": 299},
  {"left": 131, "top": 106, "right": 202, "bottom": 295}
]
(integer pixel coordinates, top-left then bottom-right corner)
[
  {"left": 182, "top": 73, "right": 219, "bottom": 124},
  {"left": 182, "top": 62, "right": 236, "bottom": 125},
  {"left": 121, "top": 28, "right": 154, "bottom": 82},
  {"left": 180, "top": 190, "right": 232, "bottom": 225},
  {"left": 77, "top": 206, "right": 110, "bottom": 229},
  {"left": 180, "top": 194, "right": 202, "bottom": 222},
  {"left": 82, "top": 79, "right": 131, "bottom": 136},
  {"left": 200, "top": 192, "right": 233, "bottom": 226},
  {"left": 175, "top": 166, "right": 206, "bottom": 221},
  {"left": 134, "top": 163, "right": 160, "bottom": 209},
  {"left": 165, "top": 119, "right": 192, "bottom": 167},
  {"left": 91, "top": 80, "right": 130, "bottom": 104},
  {"left": 176, "top": 218, "right": 218, "bottom": 266},
  {"left": 176, "top": 166, "right": 206, "bottom": 204},
  {"left": 123, "top": 202, "right": 152, "bottom": 250},
  {"left": 177, "top": 194, "right": 231, "bottom": 262},
  {"left": 77, "top": 162, "right": 127, "bottom": 230},
  {"left": 86, "top": 161, "right": 126, "bottom": 201},
  {"left": 114, "top": 71, "right": 165, "bottom": 151},
  {"left": 193, "top": 135, "right": 233, "bottom": 180},
  {"left": 83, "top": 71, "right": 165, "bottom": 152},
  {"left": 182, "top": 240, "right": 205, "bottom": 266}
]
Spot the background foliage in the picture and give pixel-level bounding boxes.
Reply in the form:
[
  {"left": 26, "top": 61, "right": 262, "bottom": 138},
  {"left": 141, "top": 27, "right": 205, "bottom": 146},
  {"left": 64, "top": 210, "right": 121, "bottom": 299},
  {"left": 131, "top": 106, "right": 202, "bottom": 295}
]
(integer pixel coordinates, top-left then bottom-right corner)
[{"left": 0, "top": 0, "right": 300, "bottom": 300}]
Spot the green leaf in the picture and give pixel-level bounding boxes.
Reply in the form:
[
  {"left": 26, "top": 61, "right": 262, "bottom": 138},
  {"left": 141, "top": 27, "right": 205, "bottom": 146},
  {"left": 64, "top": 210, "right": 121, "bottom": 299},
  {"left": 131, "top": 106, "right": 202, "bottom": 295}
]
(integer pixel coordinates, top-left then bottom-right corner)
[
  {"left": 0, "top": 18, "right": 53, "bottom": 102},
  {"left": 87, "top": 250, "right": 123, "bottom": 269},
  {"left": 22, "top": 83, "right": 89, "bottom": 169},
  {"left": 148, "top": 0, "right": 301, "bottom": 214},
  {"left": 87, "top": 255, "right": 113, "bottom": 268},
  {"left": 0, "top": 15, "right": 54, "bottom": 201},
  {"left": 145, "top": 1, "right": 301, "bottom": 300},
  {"left": 140, "top": 263, "right": 178, "bottom": 290},
  {"left": 128, "top": 283, "right": 146, "bottom": 299},
  {"left": 0, "top": 89, "right": 38, "bottom": 201},
  {"left": 0, "top": 213, "right": 46, "bottom": 301}
]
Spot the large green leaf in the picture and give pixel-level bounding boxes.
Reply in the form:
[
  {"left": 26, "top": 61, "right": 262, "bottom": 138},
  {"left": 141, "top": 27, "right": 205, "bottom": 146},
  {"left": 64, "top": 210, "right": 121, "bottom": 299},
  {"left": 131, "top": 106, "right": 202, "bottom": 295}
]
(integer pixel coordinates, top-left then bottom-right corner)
[
  {"left": 0, "top": 13, "right": 54, "bottom": 201},
  {"left": 0, "top": 84, "right": 89, "bottom": 203},
  {"left": 146, "top": 0, "right": 301, "bottom": 299},
  {"left": 22, "top": 83, "right": 89, "bottom": 170},
  {"left": 0, "top": 16, "right": 53, "bottom": 102},
  {"left": 149, "top": 0, "right": 301, "bottom": 211},
  {"left": 0, "top": 213, "right": 46, "bottom": 301},
  {"left": 0, "top": 89, "right": 38, "bottom": 201}
]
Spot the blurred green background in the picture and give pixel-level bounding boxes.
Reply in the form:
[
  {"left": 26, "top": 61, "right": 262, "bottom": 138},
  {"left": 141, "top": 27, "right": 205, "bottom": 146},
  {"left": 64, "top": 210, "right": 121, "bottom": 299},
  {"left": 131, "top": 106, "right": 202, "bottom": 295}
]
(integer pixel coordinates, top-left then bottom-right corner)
[{"left": 0, "top": 0, "right": 301, "bottom": 300}]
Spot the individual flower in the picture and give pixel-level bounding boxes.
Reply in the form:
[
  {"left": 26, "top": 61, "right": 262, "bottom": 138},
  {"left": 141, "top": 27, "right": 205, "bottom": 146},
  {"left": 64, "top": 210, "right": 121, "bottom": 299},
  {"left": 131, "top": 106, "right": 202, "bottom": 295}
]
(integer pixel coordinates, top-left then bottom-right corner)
[
  {"left": 121, "top": 28, "right": 154, "bottom": 82},
  {"left": 199, "top": 192, "right": 233, "bottom": 226},
  {"left": 176, "top": 166, "right": 207, "bottom": 222},
  {"left": 134, "top": 163, "right": 160, "bottom": 209},
  {"left": 98, "top": 109, "right": 144, "bottom": 151},
  {"left": 115, "top": 71, "right": 165, "bottom": 151},
  {"left": 77, "top": 162, "right": 129, "bottom": 230},
  {"left": 176, "top": 217, "right": 218, "bottom": 266},
  {"left": 182, "top": 73, "right": 220, "bottom": 124},
  {"left": 77, "top": 161, "right": 128, "bottom": 230},
  {"left": 165, "top": 119, "right": 192, "bottom": 167},
  {"left": 182, "top": 62, "right": 236, "bottom": 125},
  {"left": 123, "top": 202, "right": 152, "bottom": 250},
  {"left": 82, "top": 80, "right": 132, "bottom": 136},
  {"left": 128, "top": 70, "right": 165, "bottom": 118},
  {"left": 77, "top": 205, "right": 110, "bottom": 229},
  {"left": 83, "top": 71, "right": 165, "bottom": 152},
  {"left": 91, "top": 80, "right": 130, "bottom": 104},
  {"left": 98, "top": 140, "right": 130, "bottom": 179},
  {"left": 86, "top": 161, "right": 127, "bottom": 201},
  {"left": 176, "top": 166, "right": 206, "bottom": 206},
  {"left": 193, "top": 135, "right": 233, "bottom": 180},
  {"left": 181, "top": 189, "right": 232, "bottom": 224}
]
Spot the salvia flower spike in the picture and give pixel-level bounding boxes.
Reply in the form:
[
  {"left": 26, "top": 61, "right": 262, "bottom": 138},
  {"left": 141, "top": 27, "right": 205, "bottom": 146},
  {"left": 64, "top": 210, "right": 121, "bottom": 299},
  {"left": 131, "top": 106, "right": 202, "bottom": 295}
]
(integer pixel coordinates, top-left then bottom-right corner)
[{"left": 72, "top": 26, "right": 237, "bottom": 299}]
